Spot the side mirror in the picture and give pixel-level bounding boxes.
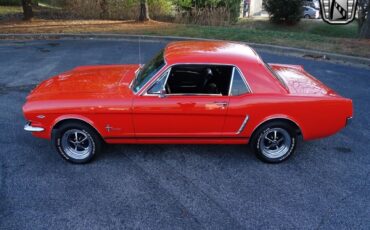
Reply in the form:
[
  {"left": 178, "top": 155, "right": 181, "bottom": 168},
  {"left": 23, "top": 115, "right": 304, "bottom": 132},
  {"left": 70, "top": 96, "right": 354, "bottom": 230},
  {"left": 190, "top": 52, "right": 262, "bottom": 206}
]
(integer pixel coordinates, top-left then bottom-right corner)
[{"left": 159, "top": 89, "right": 167, "bottom": 98}]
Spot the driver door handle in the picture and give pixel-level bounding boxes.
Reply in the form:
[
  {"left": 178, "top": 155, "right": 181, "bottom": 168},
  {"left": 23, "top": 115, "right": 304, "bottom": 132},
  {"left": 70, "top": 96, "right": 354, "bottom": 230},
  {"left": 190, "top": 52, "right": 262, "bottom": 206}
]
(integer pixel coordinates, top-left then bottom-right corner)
[{"left": 214, "top": 101, "right": 228, "bottom": 108}]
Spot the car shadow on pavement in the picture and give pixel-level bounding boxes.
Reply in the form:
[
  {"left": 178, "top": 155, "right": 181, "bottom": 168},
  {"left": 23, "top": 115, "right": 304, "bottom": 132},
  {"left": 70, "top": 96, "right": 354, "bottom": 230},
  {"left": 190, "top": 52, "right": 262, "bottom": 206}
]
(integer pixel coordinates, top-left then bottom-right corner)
[{"left": 100, "top": 143, "right": 260, "bottom": 165}]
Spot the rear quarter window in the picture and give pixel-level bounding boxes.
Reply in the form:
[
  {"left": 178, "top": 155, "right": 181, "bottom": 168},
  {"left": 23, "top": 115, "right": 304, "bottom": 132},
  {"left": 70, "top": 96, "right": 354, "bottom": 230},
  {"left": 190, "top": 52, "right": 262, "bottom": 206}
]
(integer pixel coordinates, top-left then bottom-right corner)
[{"left": 230, "top": 68, "right": 250, "bottom": 96}]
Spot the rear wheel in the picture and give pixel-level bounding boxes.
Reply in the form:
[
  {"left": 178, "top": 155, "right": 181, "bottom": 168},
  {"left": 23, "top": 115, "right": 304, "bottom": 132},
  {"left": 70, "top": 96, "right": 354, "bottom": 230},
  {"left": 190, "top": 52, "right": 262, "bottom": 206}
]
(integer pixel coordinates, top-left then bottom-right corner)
[
  {"left": 52, "top": 122, "right": 102, "bottom": 164},
  {"left": 250, "top": 121, "right": 297, "bottom": 163},
  {"left": 304, "top": 14, "right": 311, "bottom": 19}
]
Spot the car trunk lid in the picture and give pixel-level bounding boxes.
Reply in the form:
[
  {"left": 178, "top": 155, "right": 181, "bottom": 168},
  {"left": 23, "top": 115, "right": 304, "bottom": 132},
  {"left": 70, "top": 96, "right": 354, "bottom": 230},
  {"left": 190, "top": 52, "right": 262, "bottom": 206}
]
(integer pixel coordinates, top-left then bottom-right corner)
[{"left": 269, "top": 64, "right": 339, "bottom": 96}]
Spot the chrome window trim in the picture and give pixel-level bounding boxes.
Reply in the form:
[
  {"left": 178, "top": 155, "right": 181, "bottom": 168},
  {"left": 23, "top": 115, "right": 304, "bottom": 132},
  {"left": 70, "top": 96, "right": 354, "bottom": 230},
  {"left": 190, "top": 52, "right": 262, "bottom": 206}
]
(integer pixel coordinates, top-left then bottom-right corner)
[
  {"left": 236, "top": 115, "right": 249, "bottom": 134},
  {"left": 129, "top": 65, "right": 143, "bottom": 91},
  {"left": 229, "top": 67, "right": 252, "bottom": 96},
  {"left": 228, "top": 67, "right": 236, "bottom": 97},
  {"left": 132, "top": 52, "right": 168, "bottom": 95},
  {"left": 133, "top": 62, "right": 166, "bottom": 95},
  {"left": 236, "top": 66, "right": 252, "bottom": 94},
  {"left": 141, "top": 63, "right": 253, "bottom": 97},
  {"left": 144, "top": 69, "right": 171, "bottom": 96}
]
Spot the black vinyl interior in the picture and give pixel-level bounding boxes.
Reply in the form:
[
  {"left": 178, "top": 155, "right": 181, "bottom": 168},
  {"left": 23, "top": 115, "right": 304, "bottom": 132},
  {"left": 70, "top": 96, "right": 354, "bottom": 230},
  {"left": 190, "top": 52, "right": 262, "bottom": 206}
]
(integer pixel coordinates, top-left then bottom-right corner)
[{"left": 166, "top": 65, "right": 233, "bottom": 96}]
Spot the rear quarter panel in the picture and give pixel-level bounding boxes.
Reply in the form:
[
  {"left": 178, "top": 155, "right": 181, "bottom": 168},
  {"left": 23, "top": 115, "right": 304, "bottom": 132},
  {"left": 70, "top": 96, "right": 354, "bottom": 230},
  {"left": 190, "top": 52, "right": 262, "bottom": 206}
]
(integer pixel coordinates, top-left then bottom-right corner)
[{"left": 225, "top": 94, "right": 352, "bottom": 141}]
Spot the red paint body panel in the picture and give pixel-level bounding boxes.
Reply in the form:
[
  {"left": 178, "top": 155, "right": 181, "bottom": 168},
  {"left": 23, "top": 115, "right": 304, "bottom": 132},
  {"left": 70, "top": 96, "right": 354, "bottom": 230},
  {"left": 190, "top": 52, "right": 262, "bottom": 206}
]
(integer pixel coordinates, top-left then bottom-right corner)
[{"left": 23, "top": 41, "right": 353, "bottom": 145}]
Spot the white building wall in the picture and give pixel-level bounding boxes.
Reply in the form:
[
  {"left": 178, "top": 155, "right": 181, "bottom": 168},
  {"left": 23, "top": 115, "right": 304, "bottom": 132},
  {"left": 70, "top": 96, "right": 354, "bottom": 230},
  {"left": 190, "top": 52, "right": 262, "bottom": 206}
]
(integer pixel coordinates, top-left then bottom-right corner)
[{"left": 249, "top": 0, "right": 263, "bottom": 16}]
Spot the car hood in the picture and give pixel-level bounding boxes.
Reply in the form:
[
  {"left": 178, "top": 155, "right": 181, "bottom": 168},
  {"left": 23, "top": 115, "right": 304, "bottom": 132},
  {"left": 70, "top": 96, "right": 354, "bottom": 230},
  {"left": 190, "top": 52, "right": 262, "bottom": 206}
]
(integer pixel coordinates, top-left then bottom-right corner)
[{"left": 27, "top": 64, "right": 140, "bottom": 100}]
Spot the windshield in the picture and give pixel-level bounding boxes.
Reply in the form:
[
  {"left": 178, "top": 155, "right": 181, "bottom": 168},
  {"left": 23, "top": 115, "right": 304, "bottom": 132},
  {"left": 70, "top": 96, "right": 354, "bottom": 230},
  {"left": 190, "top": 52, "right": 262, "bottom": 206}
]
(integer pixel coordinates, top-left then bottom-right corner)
[{"left": 132, "top": 49, "right": 165, "bottom": 93}]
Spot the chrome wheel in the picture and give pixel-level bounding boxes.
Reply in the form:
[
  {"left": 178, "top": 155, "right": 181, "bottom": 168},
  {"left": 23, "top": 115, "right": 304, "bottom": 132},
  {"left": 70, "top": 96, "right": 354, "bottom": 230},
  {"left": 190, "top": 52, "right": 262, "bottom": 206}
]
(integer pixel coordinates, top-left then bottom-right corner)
[
  {"left": 259, "top": 128, "right": 292, "bottom": 159},
  {"left": 61, "top": 129, "right": 92, "bottom": 160}
]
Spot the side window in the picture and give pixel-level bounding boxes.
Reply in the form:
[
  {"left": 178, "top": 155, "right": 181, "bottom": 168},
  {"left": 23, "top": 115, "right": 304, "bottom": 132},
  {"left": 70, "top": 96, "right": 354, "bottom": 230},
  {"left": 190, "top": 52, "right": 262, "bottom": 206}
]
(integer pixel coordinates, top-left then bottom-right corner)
[
  {"left": 147, "top": 70, "right": 169, "bottom": 94},
  {"left": 231, "top": 68, "right": 249, "bottom": 96},
  {"left": 166, "top": 65, "right": 233, "bottom": 96}
]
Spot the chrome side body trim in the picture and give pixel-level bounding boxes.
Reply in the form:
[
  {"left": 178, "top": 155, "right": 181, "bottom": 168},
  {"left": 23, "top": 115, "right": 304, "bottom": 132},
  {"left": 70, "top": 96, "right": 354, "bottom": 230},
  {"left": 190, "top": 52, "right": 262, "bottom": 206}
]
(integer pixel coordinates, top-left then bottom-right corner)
[
  {"left": 24, "top": 122, "right": 44, "bottom": 132},
  {"left": 237, "top": 115, "right": 249, "bottom": 134}
]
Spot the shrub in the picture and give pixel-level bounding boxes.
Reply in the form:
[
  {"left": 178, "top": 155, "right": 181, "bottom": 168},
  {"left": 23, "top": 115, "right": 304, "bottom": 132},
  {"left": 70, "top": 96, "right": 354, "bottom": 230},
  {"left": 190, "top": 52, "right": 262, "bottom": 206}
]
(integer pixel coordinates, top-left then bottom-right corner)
[
  {"left": 0, "top": 0, "right": 21, "bottom": 6},
  {"left": 65, "top": 0, "right": 173, "bottom": 20},
  {"left": 172, "top": 0, "right": 240, "bottom": 25},
  {"left": 263, "top": 0, "right": 303, "bottom": 24},
  {"left": 0, "top": 0, "right": 42, "bottom": 6},
  {"left": 174, "top": 6, "right": 232, "bottom": 26},
  {"left": 66, "top": 0, "right": 139, "bottom": 20},
  {"left": 148, "top": 0, "right": 174, "bottom": 21}
]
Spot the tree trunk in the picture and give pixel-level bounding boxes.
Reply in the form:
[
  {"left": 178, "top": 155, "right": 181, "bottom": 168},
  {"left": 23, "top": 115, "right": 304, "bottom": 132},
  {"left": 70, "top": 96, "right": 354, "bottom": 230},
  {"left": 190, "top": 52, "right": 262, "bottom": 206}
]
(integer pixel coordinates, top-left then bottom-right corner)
[
  {"left": 359, "top": 0, "right": 370, "bottom": 38},
  {"left": 139, "top": 0, "right": 150, "bottom": 21},
  {"left": 100, "top": 0, "right": 108, "bottom": 19},
  {"left": 22, "top": 0, "right": 33, "bottom": 21}
]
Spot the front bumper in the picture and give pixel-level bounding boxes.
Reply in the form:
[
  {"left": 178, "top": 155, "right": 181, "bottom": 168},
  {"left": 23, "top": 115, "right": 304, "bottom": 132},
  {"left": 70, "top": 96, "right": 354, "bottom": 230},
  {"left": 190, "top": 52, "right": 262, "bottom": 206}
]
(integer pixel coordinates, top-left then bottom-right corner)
[{"left": 24, "top": 122, "right": 44, "bottom": 132}]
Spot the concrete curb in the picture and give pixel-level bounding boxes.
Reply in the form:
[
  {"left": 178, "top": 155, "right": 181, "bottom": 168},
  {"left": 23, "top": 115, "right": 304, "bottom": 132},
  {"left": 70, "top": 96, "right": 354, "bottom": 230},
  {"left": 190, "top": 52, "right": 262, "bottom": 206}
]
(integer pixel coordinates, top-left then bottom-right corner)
[{"left": 1, "top": 33, "right": 369, "bottom": 68}]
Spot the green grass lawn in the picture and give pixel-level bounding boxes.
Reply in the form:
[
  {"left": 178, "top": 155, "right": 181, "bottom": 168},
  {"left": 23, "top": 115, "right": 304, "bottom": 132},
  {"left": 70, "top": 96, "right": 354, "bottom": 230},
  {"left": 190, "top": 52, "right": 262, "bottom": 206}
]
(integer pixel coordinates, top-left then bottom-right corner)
[
  {"left": 236, "top": 18, "right": 358, "bottom": 39},
  {"left": 0, "top": 6, "right": 367, "bottom": 57},
  {"left": 136, "top": 22, "right": 366, "bottom": 57},
  {"left": 0, "top": 6, "right": 22, "bottom": 16}
]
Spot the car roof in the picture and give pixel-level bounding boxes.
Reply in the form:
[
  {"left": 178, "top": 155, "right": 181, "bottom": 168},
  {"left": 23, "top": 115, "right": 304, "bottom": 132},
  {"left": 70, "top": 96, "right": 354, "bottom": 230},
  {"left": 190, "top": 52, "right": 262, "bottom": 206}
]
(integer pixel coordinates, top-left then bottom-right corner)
[{"left": 164, "top": 41, "right": 263, "bottom": 66}]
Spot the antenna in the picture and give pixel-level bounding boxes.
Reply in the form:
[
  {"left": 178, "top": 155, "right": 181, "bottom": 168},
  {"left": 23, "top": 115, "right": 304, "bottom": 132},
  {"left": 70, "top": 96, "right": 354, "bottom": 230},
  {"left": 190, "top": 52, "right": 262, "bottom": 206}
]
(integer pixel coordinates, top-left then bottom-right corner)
[{"left": 139, "top": 36, "right": 142, "bottom": 65}]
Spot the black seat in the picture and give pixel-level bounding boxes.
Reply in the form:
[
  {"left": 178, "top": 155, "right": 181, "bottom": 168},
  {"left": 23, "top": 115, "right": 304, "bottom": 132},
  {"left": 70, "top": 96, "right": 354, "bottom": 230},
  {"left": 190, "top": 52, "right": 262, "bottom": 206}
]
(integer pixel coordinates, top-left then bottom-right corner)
[{"left": 203, "top": 68, "right": 220, "bottom": 94}]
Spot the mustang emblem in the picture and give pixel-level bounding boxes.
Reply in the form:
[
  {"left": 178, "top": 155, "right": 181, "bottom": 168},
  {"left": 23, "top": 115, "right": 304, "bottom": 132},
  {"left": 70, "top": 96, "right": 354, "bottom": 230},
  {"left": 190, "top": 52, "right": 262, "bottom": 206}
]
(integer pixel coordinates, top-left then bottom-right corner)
[{"left": 105, "top": 124, "right": 121, "bottom": 132}]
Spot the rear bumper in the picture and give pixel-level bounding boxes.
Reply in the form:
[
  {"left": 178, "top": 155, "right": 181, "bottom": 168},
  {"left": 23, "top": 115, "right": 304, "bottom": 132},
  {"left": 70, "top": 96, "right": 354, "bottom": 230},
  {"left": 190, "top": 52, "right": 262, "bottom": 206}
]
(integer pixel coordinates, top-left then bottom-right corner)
[{"left": 24, "top": 122, "right": 44, "bottom": 132}]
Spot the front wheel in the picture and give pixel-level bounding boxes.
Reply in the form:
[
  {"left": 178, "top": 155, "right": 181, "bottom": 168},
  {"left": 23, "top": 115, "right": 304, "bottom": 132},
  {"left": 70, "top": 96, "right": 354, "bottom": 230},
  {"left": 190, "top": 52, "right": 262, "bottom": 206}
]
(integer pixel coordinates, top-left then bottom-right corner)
[
  {"left": 250, "top": 121, "right": 297, "bottom": 163},
  {"left": 52, "top": 122, "right": 102, "bottom": 164}
]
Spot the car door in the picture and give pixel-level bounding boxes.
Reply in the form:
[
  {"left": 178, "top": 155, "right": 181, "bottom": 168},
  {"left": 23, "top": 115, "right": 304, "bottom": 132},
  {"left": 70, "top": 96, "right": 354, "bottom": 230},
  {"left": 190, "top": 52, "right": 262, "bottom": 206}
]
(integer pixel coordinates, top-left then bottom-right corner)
[
  {"left": 222, "top": 67, "right": 253, "bottom": 137},
  {"left": 132, "top": 65, "right": 231, "bottom": 138}
]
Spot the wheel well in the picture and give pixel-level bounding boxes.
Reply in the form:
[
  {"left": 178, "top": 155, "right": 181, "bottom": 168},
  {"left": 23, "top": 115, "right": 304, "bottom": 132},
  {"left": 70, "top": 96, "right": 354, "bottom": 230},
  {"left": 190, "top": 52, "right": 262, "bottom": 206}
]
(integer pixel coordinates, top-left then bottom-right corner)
[
  {"left": 52, "top": 119, "right": 103, "bottom": 139},
  {"left": 252, "top": 118, "right": 302, "bottom": 138}
]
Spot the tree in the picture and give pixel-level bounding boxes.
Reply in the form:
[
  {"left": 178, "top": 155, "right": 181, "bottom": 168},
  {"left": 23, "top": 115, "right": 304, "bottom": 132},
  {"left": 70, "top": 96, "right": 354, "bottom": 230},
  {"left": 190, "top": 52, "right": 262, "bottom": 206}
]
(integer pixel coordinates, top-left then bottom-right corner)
[
  {"left": 358, "top": 0, "right": 370, "bottom": 38},
  {"left": 172, "top": 0, "right": 241, "bottom": 23},
  {"left": 139, "top": 0, "right": 150, "bottom": 21},
  {"left": 263, "top": 0, "right": 303, "bottom": 24},
  {"left": 100, "top": 0, "right": 109, "bottom": 19},
  {"left": 22, "top": 0, "right": 33, "bottom": 21}
]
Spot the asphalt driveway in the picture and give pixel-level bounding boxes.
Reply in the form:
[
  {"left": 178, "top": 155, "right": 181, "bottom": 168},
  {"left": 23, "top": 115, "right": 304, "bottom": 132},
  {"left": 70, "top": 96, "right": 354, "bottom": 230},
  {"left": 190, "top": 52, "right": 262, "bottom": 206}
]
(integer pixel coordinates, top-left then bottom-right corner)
[{"left": 0, "top": 39, "right": 369, "bottom": 229}]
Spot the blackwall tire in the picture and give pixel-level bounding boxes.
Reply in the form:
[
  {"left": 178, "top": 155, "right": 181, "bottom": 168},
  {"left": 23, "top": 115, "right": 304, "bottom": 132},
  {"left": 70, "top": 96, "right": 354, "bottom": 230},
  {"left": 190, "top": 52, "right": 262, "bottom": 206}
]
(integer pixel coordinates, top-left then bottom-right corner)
[
  {"left": 52, "top": 122, "right": 102, "bottom": 164},
  {"left": 250, "top": 121, "right": 297, "bottom": 163}
]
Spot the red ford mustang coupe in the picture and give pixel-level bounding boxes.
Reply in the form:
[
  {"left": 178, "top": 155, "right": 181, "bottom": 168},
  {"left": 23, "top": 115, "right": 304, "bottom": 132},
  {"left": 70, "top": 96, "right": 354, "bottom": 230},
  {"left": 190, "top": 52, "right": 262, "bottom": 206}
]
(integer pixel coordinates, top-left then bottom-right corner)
[{"left": 23, "top": 41, "right": 353, "bottom": 164}]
